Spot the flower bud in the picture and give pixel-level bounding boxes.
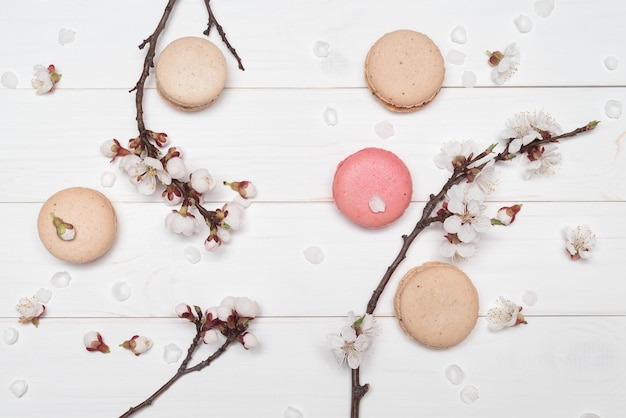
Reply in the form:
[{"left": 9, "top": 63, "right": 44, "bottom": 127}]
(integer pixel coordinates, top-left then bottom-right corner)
[
  {"left": 50, "top": 212, "right": 75, "bottom": 241},
  {"left": 234, "top": 297, "right": 260, "bottom": 318},
  {"left": 120, "top": 335, "right": 153, "bottom": 356},
  {"left": 175, "top": 303, "right": 195, "bottom": 321},
  {"left": 202, "top": 329, "right": 220, "bottom": 345},
  {"left": 84, "top": 331, "right": 110, "bottom": 353},
  {"left": 224, "top": 180, "right": 257, "bottom": 199},
  {"left": 204, "top": 233, "right": 221, "bottom": 252},
  {"left": 492, "top": 204, "right": 522, "bottom": 226},
  {"left": 221, "top": 202, "right": 244, "bottom": 230},
  {"left": 240, "top": 332, "right": 258, "bottom": 349},
  {"left": 165, "top": 157, "right": 187, "bottom": 180},
  {"left": 190, "top": 168, "right": 216, "bottom": 194}
]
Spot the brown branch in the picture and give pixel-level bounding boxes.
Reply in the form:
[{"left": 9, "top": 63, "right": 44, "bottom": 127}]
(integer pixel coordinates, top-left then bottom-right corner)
[
  {"left": 352, "top": 120, "right": 599, "bottom": 417},
  {"left": 203, "top": 0, "right": 245, "bottom": 70},
  {"left": 130, "top": 0, "right": 178, "bottom": 137},
  {"left": 119, "top": 321, "right": 236, "bottom": 418}
]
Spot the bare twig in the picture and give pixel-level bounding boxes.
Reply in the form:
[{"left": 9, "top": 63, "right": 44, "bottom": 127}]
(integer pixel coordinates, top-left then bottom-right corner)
[{"left": 203, "top": 0, "right": 245, "bottom": 70}]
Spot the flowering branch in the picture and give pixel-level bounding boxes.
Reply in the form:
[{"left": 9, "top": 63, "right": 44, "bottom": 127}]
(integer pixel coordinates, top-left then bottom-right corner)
[
  {"left": 102, "top": 0, "right": 254, "bottom": 251},
  {"left": 336, "top": 112, "right": 599, "bottom": 417},
  {"left": 119, "top": 297, "right": 259, "bottom": 418}
]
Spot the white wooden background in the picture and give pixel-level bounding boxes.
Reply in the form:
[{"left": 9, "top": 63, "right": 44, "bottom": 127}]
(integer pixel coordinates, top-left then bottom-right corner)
[{"left": 1, "top": 1, "right": 625, "bottom": 417}]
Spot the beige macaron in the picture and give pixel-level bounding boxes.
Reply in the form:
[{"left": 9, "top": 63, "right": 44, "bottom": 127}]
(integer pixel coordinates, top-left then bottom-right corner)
[
  {"left": 155, "top": 36, "right": 227, "bottom": 111},
  {"left": 394, "top": 262, "right": 478, "bottom": 348},
  {"left": 37, "top": 187, "right": 117, "bottom": 264},
  {"left": 365, "top": 30, "right": 445, "bottom": 112}
]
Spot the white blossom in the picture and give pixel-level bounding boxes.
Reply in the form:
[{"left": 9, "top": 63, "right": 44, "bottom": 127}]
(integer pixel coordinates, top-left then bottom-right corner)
[
  {"left": 165, "top": 157, "right": 187, "bottom": 180},
  {"left": 234, "top": 297, "right": 260, "bottom": 318},
  {"left": 202, "top": 329, "right": 221, "bottom": 344},
  {"left": 128, "top": 156, "right": 172, "bottom": 195},
  {"left": 519, "top": 143, "right": 562, "bottom": 179},
  {"left": 434, "top": 140, "right": 479, "bottom": 171},
  {"left": 347, "top": 312, "right": 380, "bottom": 340},
  {"left": 327, "top": 325, "right": 370, "bottom": 369},
  {"left": 125, "top": 336, "right": 153, "bottom": 355},
  {"left": 486, "top": 297, "right": 526, "bottom": 331},
  {"left": 443, "top": 185, "right": 491, "bottom": 243},
  {"left": 241, "top": 332, "right": 258, "bottom": 349},
  {"left": 16, "top": 296, "right": 45, "bottom": 325},
  {"left": 490, "top": 43, "right": 520, "bottom": 85},
  {"left": 190, "top": 168, "right": 216, "bottom": 194},
  {"left": 500, "top": 110, "right": 562, "bottom": 153},
  {"left": 31, "top": 64, "right": 55, "bottom": 94},
  {"left": 165, "top": 210, "right": 198, "bottom": 236},
  {"left": 564, "top": 225, "right": 596, "bottom": 260},
  {"left": 222, "top": 202, "right": 244, "bottom": 230},
  {"left": 440, "top": 234, "right": 476, "bottom": 259}
]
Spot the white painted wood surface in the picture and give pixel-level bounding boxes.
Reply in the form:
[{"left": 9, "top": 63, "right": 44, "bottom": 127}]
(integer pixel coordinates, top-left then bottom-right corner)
[{"left": 1, "top": 1, "right": 625, "bottom": 417}]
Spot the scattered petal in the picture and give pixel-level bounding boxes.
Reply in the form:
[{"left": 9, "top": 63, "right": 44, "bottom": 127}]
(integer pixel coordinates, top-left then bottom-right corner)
[
  {"left": 35, "top": 288, "right": 52, "bottom": 303},
  {"left": 368, "top": 195, "right": 386, "bottom": 213},
  {"left": 1, "top": 71, "right": 18, "bottom": 89},
  {"left": 111, "top": 281, "right": 132, "bottom": 301},
  {"left": 445, "top": 364, "right": 465, "bottom": 385},
  {"left": 313, "top": 41, "right": 330, "bottom": 58},
  {"left": 605, "top": 100, "right": 623, "bottom": 119},
  {"left": 3, "top": 327, "right": 19, "bottom": 345},
  {"left": 9, "top": 379, "right": 28, "bottom": 398},
  {"left": 100, "top": 171, "right": 117, "bottom": 187},
  {"left": 323, "top": 107, "right": 338, "bottom": 126},
  {"left": 184, "top": 245, "right": 202, "bottom": 264},
  {"left": 303, "top": 246, "right": 325, "bottom": 264},
  {"left": 450, "top": 26, "right": 467, "bottom": 44},
  {"left": 534, "top": 0, "right": 555, "bottom": 17},
  {"left": 284, "top": 406, "right": 304, "bottom": 418},
  {"left": 446, "top": 49, "right": 466, "bottom": 66},
  {"left": 460, "top": 385, "right": 479, "bottom": 404},
  {"left": 604, "top": 56, "right": 619, "bottom": 71},
  {"left": 514, "top": 15, "right": 534, "bottom": 33},
  {"left": 58, "top": 28, "right": 76, "bottom": 45},
  {"left": 163, "top": 343, "right": 183, "bottom": 363},
  {"left": 461, "top": 71, "right": 476, "bottom": 88},
  {"left": 50, "top": 271, "right": 71, "bottom": 288},
  {"left": 374, "top": 120, "right": 395, "bottom": 139},
  {"left": 522, "top": 290, "right": 538, "bottom": 306}
]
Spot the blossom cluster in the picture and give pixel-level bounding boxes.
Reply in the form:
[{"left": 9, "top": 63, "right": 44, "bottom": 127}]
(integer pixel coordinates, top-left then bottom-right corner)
[
  {"left": 327, "top": 312, "right": 379, "bottom": 369},
  {"left": 176, "top": 296, "right": 260, "bottom": 349},
  {"left": 101, "top": 134, "right": 256, "bottom": 251}
]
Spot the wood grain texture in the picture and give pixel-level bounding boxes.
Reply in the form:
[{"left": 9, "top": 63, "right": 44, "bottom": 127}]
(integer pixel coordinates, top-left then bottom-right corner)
[{"left": 1, "top": 0, "right": 624, "bottom": 417}]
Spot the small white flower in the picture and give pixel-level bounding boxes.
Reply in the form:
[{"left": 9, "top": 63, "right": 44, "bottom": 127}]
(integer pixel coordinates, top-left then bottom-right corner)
[
  {"left": 489, "top": 43, "right": 520, "bottom": 85},
  {"left": 486, "top": 297, "right": 526, "bottom": 331},
  {"left": 234, "top": 297, "right": 260, "bottom": 318},
  {"left": 434, "top": 140, "right": 479, "bottom": 171},
  {"left": 222, "top": 202, "right": 244, "bottom": 230},
  {"left": 190, "top": 168, "right": 216, "bottom": 194},
  {"left": 468, "top": 159, "right": 498, "bottom": 197},
  {"left": 347, "top": 312, "right": 380, "bottom": 340},
  {"left": 165, "top": 210, "right": 198, "bottom": 236},
  {"left": 165, "top": 157, "right": 187, "bottom": 180},
  {"left": 241, "top": 332, "right": 258, "bottom": 349},
  {"left": 440, "top": 233, "right": 476, "bottom": 259},
  {"left": 519, "top": 143, "right": 562, "bottom": 179},
  {"left": 564, "top": 225, "right": 596, "bottom": 260},
  {"left": 327, "top": 325, "right": 370, "bottom": 369},
  {"left": 31, "top": 64, "right": 60, "bottom": 94},
  {"left": 128, "top": 156, "right": 172, "bottom": 195},
  {"left": 121, "top": 335, "right": 153, "bottom": 356},
  {"left": 500, "top": 110, "right": 562, "bottom": 153},
  {"left": 16, "top": 296, "right": 45, "bottom": 326},
  {"left": 443, "top": 185, "right": 491, "bottom": 243}
]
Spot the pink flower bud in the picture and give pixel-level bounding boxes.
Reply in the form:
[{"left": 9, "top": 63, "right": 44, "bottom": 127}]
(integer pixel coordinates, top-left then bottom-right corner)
[
  {"left": 204, "top": 234, "right": 221, "bottom": 252},
  {"left": 120, "top": 335, "right": 153, "bottom": 356},
  {"left": 165, "top": 157, "right": 187, "bottom": 180},
  {"left": 175, "top": 303, "right": 195, "bottom": 321},
  {"left": 234, "top": 297, "right": 260, "bottom": 318},
  {"left": 84, "top": 331, "right": 110, "bottom": 353},
  {"left": 224, "top": 180, "right": 257, "bottom": 199},
  {"left": 216, "top": 304, "right": 233, "bottom": 322},
  {"left": 202, "top": 329, "right": 220, "bottom": 344},
  {"left": 240, "top": 332, "right": 258, "bottom": 349},
  {"left": 190, "top": 168, "right": 216, "bottom": 194},
  {"left": 492, "top": 204, "right": 523, "bottom": 226}
]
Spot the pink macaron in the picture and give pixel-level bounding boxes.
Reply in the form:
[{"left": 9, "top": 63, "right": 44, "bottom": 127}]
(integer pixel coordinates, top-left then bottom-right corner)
[{"left": 332, "top": 147, "right": 413, "bottom": 228}]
